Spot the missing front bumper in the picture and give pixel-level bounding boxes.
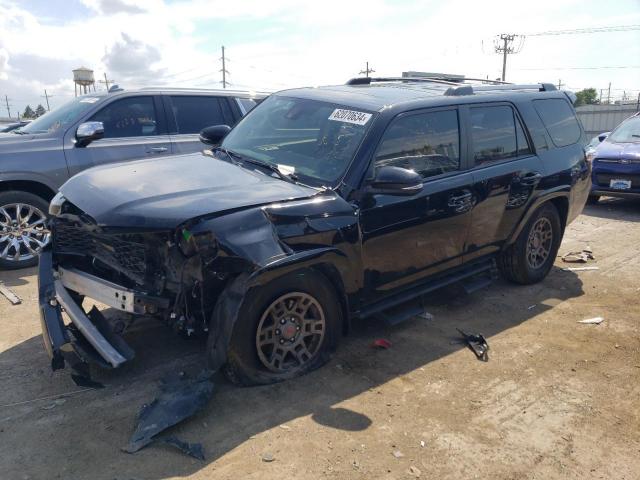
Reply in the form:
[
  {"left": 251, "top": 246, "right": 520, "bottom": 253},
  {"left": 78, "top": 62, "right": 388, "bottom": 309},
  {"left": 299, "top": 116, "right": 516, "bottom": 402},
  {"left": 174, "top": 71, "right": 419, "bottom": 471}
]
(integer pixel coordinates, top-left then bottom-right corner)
[{"left": 38, "top": 247, "right": 137, "bottom": 370}]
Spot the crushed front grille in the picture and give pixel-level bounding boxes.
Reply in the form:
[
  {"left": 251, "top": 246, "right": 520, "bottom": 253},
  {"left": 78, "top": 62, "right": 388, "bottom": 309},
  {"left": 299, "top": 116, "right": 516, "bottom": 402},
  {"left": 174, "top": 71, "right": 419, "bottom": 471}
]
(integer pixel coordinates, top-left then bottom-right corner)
[{"left": 53, "top": 219, "right": 148, "bottom": 283}]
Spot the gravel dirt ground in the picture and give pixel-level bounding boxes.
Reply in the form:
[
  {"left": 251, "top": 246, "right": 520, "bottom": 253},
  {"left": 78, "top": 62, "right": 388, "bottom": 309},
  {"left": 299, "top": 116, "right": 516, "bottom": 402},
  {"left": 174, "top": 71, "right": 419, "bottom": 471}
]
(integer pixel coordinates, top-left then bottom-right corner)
[{"left": 1, "top": 198, "right": 639, "bottom": 480}]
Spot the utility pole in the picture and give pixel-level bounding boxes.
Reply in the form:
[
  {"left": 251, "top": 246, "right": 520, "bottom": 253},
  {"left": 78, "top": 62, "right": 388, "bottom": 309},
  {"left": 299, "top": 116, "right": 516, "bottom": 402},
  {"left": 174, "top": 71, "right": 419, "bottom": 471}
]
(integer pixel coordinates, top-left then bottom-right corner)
[
  {"left": 557, "top": 79, "right": 564, "bottom": 90},
  {"left": 42, "top": 90, "right": 51, "bottom": 111},
  {"left": 599, "top": 89, "right": 603, "bottom": 103},
  {"left": 359, "top": 61, "right": 375, "bottom": 78},
  {"left": 607, "top": 82, "right": 611, "bottom": 104},
  {"left": 4, "top": 95, "right": 11, "bottom": 118},
  {"left": 98, "top": 73, "right": 114, "bottom": 92},
  {"left": 494, "top": 34, "right": 521, "bottom": 82},
  {"left": 220, "top": 46, "right": 230, "bottom": 89}
]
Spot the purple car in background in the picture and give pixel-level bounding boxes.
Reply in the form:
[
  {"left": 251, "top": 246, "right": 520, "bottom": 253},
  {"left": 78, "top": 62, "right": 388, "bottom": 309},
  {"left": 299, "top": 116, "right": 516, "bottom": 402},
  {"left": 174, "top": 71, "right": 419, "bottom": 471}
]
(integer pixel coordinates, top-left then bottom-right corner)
[{"left": 589, "top": 112, "right": 640, "bottom": 203}]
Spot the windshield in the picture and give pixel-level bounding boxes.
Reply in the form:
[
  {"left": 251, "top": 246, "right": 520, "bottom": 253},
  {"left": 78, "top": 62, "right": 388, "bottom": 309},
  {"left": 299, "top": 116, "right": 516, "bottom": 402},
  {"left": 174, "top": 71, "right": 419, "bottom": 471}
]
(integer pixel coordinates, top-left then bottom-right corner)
[
  {"left": 18, "top": 96, "right": 102, "bottom": 134},
  {"left": 608, "top": 116, "right": 640, "bottom": 143},
  {"left": 221, "top": 95, "right": 375, "bottom": 185}
]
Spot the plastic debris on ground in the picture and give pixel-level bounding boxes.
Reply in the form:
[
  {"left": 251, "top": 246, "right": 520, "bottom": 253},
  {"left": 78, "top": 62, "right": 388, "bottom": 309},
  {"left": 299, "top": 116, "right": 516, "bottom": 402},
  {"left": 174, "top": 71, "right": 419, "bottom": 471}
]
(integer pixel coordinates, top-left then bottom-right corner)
[
  {"left": 561, "top": 247, "right": 595, "bottom": 263},
  {"left": 262, "top": 452, "right": 275, "bottom": 462},
  {"left": 562, "top": 266, "right": 599, "bottom": 272},
  {"left": 0, "top": 282, "right": 21, "bottom": 305},
  {"left": 578, "top": 316, "right": 605, "bottom": 325},
  {"left": 372, "top": 339, "right": 392, "bottom": 349},
  {"left": 456, "top": 328, "right": 489, "bottom": 362},
  {"left": 123, "top": 370, "right": 214, "bottom": 459}
]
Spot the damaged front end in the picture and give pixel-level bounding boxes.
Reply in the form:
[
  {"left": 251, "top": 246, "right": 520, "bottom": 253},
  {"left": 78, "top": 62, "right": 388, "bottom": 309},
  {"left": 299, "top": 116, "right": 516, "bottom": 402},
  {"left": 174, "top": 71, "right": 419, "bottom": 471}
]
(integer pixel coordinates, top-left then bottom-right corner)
[{"left": 39, "top": 204, "right": 246, "bottom": 371}]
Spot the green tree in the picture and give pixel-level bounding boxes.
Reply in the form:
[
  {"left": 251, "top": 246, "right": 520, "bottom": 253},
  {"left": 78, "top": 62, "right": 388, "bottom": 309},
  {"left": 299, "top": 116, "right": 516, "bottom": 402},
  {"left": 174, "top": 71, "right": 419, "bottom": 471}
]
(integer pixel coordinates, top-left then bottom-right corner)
[
  {"left": 22, "top": 105, "right": 35, "bottom": 118},
  {"left": 35, "top": 104, "right": 46, "bottom": 117},
  {"left": 574, "top": 88, "right": 598, "bottom": 107}
]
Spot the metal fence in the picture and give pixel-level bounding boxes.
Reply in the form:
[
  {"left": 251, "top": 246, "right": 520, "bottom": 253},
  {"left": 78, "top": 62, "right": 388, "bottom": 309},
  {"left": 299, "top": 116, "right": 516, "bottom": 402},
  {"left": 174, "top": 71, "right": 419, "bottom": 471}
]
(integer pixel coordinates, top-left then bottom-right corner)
[{"left": 576, "top": 103, "right": 639, "bottom": 138}]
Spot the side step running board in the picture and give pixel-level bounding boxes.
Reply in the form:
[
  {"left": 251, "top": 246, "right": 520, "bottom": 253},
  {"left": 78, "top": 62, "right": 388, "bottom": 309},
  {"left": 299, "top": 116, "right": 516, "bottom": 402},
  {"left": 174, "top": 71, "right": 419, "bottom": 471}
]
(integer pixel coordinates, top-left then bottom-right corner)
[{"left": 362, "top": 258, "right": 497, "bottom": 323}]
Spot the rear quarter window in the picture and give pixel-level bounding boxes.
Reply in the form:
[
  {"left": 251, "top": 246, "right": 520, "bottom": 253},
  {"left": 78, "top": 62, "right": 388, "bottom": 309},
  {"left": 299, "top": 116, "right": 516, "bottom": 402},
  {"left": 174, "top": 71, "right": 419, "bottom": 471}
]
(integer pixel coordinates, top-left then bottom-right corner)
[{"left": 533, "top": 98, "right": 581, "bottom": 147}]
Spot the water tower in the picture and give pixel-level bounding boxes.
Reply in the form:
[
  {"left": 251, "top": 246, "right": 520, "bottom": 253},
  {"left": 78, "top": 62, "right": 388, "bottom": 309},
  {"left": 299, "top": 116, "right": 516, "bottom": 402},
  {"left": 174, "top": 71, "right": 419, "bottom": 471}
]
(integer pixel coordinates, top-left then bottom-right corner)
[{"left": 72, "top": 67, "right": 96, "bottom": 96}]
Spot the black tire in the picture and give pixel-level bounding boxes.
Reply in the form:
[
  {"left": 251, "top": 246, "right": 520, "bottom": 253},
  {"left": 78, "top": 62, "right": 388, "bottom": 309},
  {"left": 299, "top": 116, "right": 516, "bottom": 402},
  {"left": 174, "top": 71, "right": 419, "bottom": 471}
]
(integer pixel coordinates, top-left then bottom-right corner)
[
  {"left": 586, "top": 195, "right": 600, "bottom": 205},
  {"left": 498, "top": 203, "right": 563, "bottom": 285},
  {"left": 218, "top": 270, "right": 341, "bottom": 386},
  {"left": 0, "top": 190, "right": 51, "bottom": 270}
]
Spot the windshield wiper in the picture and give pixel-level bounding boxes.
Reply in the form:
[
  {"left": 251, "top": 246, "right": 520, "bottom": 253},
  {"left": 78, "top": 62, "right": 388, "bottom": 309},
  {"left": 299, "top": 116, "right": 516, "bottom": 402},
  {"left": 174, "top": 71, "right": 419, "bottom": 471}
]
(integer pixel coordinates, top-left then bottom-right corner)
[
  {"left": 240, "top": 156, "right": 299, "bottom": 182},
  {"left": 211, "top": 146, "right": 299, "bottom": 183}
]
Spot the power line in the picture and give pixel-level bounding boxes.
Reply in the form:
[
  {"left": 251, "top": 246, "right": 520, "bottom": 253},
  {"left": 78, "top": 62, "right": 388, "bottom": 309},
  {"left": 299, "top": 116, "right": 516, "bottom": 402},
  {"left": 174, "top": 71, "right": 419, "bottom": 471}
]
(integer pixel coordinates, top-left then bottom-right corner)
[
  {"left": 494, "top": 34, "right": 524, "bottom": 81},
  {"left": 514, "top": 65, "right": 640, "bottom": 71},
  {"left": 220, "top": 45, "right": 230, "bottom": 89},
  {"left": 359, "top": 61, "right": 375, "bottom": 78},
  {"left": 98, "top": 73, "right": 115, "bottom": 91},
  {"left": 41, "top": 90, "right": 52, "bottom": 111},
  {"left": 526, "top": 24, "right": 640, "bottom": 36},
  {"left": 4, "top": 95, "right": 12, "bottom": 118}
]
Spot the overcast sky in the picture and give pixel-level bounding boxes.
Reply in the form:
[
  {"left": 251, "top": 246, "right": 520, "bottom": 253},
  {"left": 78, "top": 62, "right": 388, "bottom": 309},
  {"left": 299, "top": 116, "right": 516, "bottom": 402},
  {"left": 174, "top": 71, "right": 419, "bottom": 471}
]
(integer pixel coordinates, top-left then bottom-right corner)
[{"left": 0, "top": 0, "right": 639, "bottom": 116}]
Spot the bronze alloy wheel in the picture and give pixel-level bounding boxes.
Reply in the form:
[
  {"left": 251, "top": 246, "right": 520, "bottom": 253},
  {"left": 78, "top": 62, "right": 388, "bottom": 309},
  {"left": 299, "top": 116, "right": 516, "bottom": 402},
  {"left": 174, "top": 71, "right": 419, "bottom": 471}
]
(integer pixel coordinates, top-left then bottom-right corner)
[
  {"left": 526, "top": 216, "right": 553, "bottom": 269},
  {"left": 255, "top": 292, "right": 326, "bottom": 373}
]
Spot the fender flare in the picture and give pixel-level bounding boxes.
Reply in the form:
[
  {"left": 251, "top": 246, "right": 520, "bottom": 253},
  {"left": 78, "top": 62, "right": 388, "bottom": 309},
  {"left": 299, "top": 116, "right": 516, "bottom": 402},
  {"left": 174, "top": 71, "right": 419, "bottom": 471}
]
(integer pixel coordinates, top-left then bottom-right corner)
[
  {"left": 207, "top": 247, "right": 353, "bottom": 370},
  {"left": 506, "top": 188, "right": 570, "bottom": 246}
]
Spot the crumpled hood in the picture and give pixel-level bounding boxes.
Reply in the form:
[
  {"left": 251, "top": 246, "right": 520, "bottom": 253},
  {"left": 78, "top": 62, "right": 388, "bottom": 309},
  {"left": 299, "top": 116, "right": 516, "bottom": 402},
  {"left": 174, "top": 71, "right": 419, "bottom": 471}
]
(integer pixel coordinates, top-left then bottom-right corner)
[
  {"left": 595, "top": 140, "right": 640, "bottom": 161},
  {"left": 60, "top": 152, "right": 319, "bottom": 229}
]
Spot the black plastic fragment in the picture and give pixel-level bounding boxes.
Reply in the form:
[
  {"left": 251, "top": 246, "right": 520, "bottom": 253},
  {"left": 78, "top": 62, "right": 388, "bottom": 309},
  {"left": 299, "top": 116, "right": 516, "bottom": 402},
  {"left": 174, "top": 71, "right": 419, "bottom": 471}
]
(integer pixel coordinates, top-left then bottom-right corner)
[
  {"left": 456, "top": 328, "right": 489, "bottom": 362},
  {"left": 70, "top": 373, "right": 105, "bottom": 389},
  {"left": 161, "top": 435, "right": 205, "bottom": 461},
  {"left": 123, "top": 370, "right": 214, "bottom": 455}
]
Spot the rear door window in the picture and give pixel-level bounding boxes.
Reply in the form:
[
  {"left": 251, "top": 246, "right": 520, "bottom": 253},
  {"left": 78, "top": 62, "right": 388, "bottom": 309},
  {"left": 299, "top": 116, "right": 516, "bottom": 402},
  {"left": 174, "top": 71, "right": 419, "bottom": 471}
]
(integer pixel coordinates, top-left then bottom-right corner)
[
  {"left": 90, "top": 96, "right": 157, "bottom": 138},
  {"left": 533, "top": 98, "right": 581, "bottom": 147},
  {"left": 470, "top": 105, "right": 519, "bottom": 164},
  {"left": 169, "top": 95, "right": 226, "bottom": 134},
  {"left": 374, "top": 109, "right": 460, "bottom": 179},
  {"left": 236, "top": 98, "right": 258, "bottom": 115}
]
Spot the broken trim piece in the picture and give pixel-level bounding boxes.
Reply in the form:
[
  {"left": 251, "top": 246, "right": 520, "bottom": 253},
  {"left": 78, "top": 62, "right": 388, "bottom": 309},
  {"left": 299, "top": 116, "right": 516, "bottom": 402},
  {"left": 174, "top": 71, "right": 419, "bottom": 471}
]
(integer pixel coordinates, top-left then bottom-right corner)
[{"left": 54, "top": 280, "right": 128, "bottom": 368}]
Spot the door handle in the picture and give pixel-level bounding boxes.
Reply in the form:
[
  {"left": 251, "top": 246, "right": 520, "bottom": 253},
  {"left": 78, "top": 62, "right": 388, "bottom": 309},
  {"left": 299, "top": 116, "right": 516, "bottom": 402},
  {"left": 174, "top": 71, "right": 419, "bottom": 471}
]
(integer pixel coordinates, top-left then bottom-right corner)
[
  {"left": 447, "top": 191, "right": 473, "bottom": 213},
  {"left": 519, "top": 171, "right": 543, "bottom": 186},
  {"left": 148, "top": 146, "right": 168, "bottom": 153}
]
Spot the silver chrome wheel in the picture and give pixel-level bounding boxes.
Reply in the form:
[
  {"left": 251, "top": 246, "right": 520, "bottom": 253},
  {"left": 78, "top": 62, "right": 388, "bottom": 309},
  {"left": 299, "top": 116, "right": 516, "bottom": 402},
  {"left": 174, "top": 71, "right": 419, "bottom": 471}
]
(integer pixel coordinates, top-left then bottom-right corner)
[
  {"left": 0, "top": 203, "right": 50, "bottom": 263},
  {"left": 256, "top": 292, "right": 326, "bottom": 373},
  {"left": 526, "top": 217, "right": 553, "bottom": 269}
]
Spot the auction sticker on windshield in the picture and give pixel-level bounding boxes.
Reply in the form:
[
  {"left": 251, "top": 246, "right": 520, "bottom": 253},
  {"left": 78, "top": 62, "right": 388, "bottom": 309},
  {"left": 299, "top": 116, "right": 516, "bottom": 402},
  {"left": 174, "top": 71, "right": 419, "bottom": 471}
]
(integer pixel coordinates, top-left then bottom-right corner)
[{"left": 328, "top": 109, "right": 372, "bottom": 126}]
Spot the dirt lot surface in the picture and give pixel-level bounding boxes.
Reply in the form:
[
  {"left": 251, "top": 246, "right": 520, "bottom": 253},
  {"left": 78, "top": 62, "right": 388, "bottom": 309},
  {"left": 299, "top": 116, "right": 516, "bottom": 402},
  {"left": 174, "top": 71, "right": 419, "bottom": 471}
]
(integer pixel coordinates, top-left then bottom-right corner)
[{"left": 1, "top": 198, "right": 639, "bottom": 480}]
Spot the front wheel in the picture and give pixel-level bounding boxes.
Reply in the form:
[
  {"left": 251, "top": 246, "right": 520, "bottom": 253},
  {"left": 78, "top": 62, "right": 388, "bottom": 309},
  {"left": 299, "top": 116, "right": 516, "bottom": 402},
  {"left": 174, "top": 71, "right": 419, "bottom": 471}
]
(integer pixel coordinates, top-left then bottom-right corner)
[
  {"left": 0, "top": 191, "right": 51, "bottom": 269},
  {"left": 498, "top": 203, "right": 563, "bottom": 285},
  {"left": 217, "top": 270, "right": 341, "bottom": 386}
]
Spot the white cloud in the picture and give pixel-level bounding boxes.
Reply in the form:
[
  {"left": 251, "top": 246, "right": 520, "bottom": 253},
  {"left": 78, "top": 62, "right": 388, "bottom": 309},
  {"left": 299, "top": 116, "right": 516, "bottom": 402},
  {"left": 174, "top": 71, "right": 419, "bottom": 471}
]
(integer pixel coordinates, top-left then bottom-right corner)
[{"left": 0, "top": 0, "right": 638, "bottom": 116}]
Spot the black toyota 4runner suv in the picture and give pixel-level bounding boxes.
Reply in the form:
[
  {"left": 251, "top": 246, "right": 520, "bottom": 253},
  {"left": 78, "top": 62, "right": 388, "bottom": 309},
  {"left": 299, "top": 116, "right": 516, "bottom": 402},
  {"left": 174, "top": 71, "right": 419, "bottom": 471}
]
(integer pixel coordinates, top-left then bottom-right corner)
[{"left": 39, "top": 77, "right": 590, "bottom": 385}]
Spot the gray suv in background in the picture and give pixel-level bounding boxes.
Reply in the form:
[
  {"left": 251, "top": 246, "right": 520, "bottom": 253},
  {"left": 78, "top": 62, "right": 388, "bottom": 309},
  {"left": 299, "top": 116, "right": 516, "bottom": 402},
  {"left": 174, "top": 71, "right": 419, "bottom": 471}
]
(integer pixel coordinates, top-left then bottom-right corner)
[{"left": 0, "top": 87, "right": 266, "bottom": 269}]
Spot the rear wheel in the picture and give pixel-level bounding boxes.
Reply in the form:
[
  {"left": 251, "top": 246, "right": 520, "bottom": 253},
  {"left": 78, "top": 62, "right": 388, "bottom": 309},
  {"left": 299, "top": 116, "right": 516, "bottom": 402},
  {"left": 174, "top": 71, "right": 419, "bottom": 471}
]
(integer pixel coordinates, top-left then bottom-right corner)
[
  {"left": 0, "top": 191, "right": 51, "bottom": 269},
  {"left": 219, "top": 270, "right": 341, "bottom": 386},
  {"left": 498, "top": 203, "right": 562, "bottom": 285}
]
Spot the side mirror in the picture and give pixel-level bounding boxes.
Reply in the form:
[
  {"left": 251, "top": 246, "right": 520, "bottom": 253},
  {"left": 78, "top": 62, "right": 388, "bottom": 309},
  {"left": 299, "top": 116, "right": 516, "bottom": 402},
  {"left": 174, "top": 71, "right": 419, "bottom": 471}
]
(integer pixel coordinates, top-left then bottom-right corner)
[
  {"left": 598, "top": 132, "right": 609, "bottom": 142},
  {"left": 76, "top": 121, "right": 104, "bottom": 147},
  {"left": 199, "top": 124, "right": 232, "bottom": 146},
  {"left": 368, "top": 166, "right": 423, "bottom": 196}
]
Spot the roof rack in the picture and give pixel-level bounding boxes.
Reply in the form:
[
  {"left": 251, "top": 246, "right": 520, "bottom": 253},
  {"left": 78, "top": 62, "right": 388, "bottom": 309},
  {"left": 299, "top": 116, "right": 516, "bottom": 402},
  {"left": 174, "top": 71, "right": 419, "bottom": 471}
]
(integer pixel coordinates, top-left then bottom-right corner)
[
  {"left": 346, "top": 77, "right": 463, "bottom": 87},
  {"left": 346, "top": 76, "right": 517, "bottom": 87},
  {"left": 444, "top": 83, "right": 557, "bottom": 96}
]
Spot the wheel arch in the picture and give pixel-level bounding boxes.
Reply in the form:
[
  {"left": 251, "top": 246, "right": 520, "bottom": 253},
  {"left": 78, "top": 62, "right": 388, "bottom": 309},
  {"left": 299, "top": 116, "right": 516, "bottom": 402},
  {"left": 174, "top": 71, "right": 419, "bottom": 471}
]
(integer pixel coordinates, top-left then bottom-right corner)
[
  {"left": 506, "top": 190, "right": 570, "bottom": 246},
  {"left": 0, "top": 179, "right": 57, "bottom": 202},
  {"left": 247, "top": 248, "right": 352, "bottom": 334},
  {"left": 207, "top": 248, "right": 353, "bottom": 372}
]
